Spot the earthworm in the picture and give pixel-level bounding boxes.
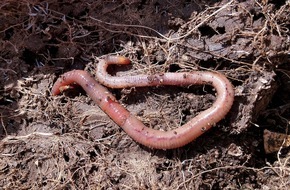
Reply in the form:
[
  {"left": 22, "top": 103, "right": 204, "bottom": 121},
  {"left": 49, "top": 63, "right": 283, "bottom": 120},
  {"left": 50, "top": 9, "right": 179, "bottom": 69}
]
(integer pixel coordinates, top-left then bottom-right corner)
[{"left": 52, "top": 56, "right": 234, "bottom": 149}]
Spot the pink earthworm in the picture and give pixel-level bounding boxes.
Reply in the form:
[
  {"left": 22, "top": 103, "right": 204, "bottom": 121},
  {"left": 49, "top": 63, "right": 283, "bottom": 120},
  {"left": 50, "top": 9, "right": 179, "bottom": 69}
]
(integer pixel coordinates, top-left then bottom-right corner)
[{"left": 52, "top": 56, "right": 234, "bottom": 149}]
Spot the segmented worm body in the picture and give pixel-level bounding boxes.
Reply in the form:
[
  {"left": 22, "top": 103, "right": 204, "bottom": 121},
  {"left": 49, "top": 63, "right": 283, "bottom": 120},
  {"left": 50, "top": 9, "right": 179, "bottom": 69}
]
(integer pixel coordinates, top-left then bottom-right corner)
[{"left": 52, "top": 56, "right": 234, "bottom": 149}]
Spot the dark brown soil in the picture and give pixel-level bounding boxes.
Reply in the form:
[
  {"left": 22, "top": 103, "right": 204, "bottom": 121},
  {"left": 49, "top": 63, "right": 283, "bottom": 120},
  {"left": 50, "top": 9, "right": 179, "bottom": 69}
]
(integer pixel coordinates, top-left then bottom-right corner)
[{"left": 0, "top": 0, "right": 289, "bottom": 189}]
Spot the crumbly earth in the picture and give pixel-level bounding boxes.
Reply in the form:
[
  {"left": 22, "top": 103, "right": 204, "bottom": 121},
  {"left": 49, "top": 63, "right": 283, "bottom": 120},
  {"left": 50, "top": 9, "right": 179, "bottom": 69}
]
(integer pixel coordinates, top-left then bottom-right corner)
[{"left": 0, "top": 0, "right": 289, "bottom": 189}]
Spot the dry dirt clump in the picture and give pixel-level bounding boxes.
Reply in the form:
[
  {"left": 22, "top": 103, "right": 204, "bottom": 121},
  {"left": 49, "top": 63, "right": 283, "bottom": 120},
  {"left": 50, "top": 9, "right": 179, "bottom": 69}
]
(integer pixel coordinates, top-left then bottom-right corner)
[{"left": 0, "top": 0, "right": 290, "bottom": 189}]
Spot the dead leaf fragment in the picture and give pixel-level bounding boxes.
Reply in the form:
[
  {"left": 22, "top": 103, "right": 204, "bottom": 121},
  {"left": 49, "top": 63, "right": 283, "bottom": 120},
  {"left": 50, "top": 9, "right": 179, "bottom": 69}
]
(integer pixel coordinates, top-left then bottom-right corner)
[{"left": 263, "top": 129, "right": 290, "bottom": 154}]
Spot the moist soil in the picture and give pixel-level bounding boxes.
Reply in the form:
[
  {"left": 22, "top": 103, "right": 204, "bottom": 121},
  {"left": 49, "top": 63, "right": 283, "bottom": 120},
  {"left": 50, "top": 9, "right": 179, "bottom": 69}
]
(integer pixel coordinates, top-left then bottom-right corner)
[{"left": 0, "top": 0, "right": 290, "bottom": 189}]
